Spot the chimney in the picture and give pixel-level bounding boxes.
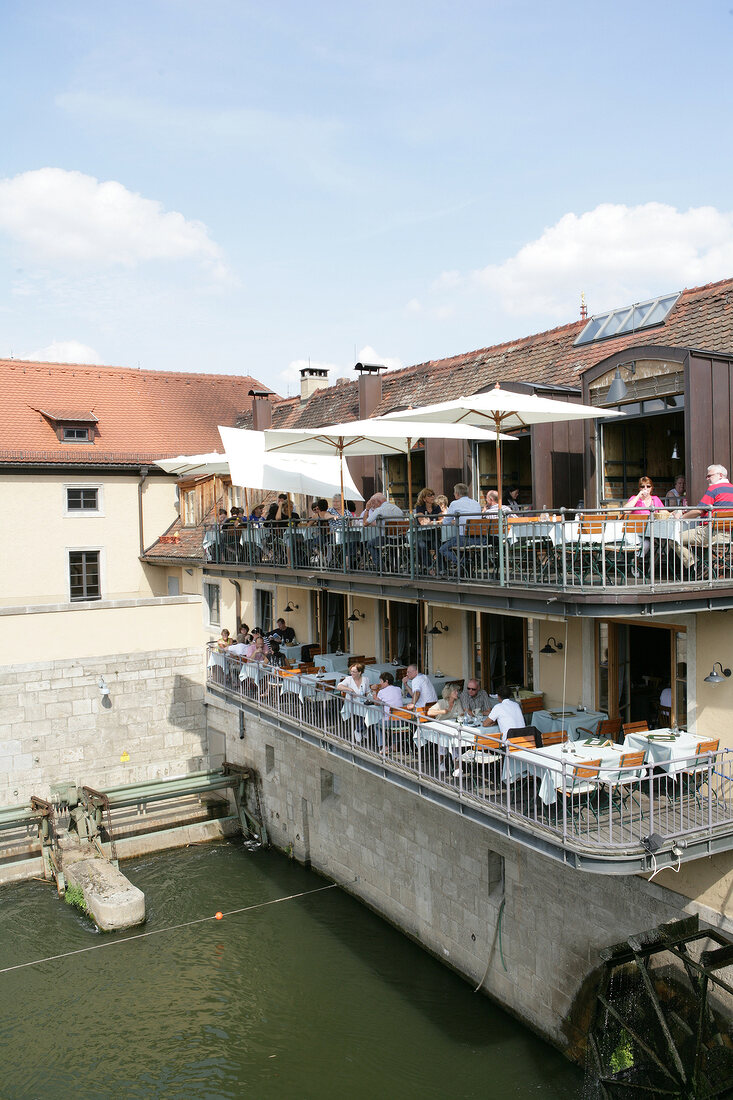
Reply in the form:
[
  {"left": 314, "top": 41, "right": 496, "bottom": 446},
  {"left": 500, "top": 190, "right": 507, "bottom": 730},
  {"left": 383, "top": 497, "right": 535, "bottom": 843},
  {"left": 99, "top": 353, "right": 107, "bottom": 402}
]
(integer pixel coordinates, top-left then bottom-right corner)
[
  {"left": 580, "top": 292, "right": 588, "bottom": 321},
  {"left": 354, "top": 361, "right": 386, "bottom": 419},
  {"left": 300, "top": 366, "right": 330, "bottom": 403},
  {"left": 248, "top": 389, "right": 273, "bottom": 431}
]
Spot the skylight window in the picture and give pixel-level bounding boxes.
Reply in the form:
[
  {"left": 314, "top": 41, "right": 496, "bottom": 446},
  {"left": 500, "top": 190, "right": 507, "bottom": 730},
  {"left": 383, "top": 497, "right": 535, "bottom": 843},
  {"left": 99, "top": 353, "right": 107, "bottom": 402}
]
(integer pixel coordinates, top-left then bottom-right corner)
[{"left": 574, "top": 292, "right": 680, "bottom": 346}]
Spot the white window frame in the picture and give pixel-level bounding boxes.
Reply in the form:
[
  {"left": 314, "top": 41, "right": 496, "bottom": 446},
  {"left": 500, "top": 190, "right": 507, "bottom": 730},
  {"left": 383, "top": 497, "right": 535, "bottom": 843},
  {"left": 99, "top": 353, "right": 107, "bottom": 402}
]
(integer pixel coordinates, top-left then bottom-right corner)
[
  {"left": 203, "top": 581, "right": 222, "bottom": 628},
  {"left": 181, "top": 487, "right": 197, "bottom": 526},
  {"left": 64, "top": 483, "right": 104, "bottom": 517},
  {"left": 254, "top": 585, "right": 276, "bottom": 634},
  {"left": 66, "top": 545, "right": 105, "bottom": 602}
]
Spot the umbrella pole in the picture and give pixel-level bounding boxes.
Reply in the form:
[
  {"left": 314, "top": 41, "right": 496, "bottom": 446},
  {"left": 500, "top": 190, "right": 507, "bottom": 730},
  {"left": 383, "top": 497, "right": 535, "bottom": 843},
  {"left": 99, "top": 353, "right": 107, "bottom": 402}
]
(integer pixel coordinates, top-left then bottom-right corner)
[
  {"left": 340, "top": 455, "right": 345, "bottom": 514},
  {"left": 244, "top": 487, "right": 249, "bottom": 517},
  {"left": 494, "top": 415, "right": 503, "bottom": 502},
  {"left": 407, "top": 443, "right": 413, "bottom": 511}
]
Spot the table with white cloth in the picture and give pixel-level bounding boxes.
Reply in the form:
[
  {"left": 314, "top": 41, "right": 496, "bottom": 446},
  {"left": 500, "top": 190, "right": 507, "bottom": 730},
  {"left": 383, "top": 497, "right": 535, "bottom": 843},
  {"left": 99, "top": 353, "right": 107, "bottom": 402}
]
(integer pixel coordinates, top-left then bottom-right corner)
[
  {"left": 239, "top": 661, "right": 267, "bottom": 686},
  {"left": 504, "top": 740, "right": 626, "bottom": 806},
  {"left": 427, "top": 673, "right": 461, "bottom": 697},
  {"left": 280, "top": 671, "right": 337, "bottom": 703},
  {"left": 340, "top": 695, "right": 385, "bottom": 728},
  {"left": 207, "top": 648, "right": 227, "bottom": 671},
  {"left": 645, "top": 517, "right": 700, "bottom": 547},
  {"left": 531, "top": 708, "right": 608, "bottom": 741},
  {"left": 311, "top": 652, "right": 352, "bottom": 675},
  {"left": 415, "top": 718, "right": 500, "bottom": 754},
  {"left": 280, "top": 643, "right": 303, "bottom": 663},
  {"left": 365, "top": 661, "right": 404, "bottom": 680},
  {"left": 623, "top": 728, "right": 706, "bottom": 776}
]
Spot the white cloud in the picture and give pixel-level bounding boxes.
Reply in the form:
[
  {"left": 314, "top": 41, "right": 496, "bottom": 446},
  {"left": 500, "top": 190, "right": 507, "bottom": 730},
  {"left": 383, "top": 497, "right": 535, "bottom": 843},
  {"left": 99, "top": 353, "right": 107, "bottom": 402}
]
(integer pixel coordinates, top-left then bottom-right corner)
[
  {"left": 25, "top": 340, "right": 104, "bottom": 365},
  {"left": 0, "top": 168, "right": 226, "bottom": 275},
  {"left": 472, "top": 202, "right": 733, "bottom": 319},
  {"left": 278, "top": 345, "right": 403, "bottom": 396}
]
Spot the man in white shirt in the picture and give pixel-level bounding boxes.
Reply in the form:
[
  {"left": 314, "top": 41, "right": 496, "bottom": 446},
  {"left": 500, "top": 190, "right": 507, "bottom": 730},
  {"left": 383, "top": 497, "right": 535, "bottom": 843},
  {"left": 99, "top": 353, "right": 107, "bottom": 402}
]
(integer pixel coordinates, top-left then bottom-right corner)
[
  {"left": 439, "top": 482, "right": 482, "bottom": 570},
  {"left": 227, "top": 634, "right": 249, "bottom": 658},
  {"left": 486, "top": 685, "right": 525, "bottom": 741},
  {"left": 402, "top": 664, "right": 438, "bottom": 709}
]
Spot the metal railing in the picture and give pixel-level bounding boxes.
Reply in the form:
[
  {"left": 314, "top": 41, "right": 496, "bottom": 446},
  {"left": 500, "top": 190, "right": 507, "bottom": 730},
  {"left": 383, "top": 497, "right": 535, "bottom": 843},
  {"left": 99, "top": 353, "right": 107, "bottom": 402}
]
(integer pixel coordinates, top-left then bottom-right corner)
[
  {"left": 206, "top": 649, "right": 733, "bottom": 857},
  {"left": 203, "top": 506, "right": 733, "bottom": 593}
]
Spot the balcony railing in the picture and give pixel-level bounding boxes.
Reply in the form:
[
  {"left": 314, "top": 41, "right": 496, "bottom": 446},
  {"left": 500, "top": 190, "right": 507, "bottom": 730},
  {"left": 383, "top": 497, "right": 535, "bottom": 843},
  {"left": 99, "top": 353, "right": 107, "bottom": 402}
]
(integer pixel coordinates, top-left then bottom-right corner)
[
  {"left": 206, "top": 649, "right": 733, "bottom": 866},
  {"left": 204, "top": 507, "right": 733, "bottom": 594}
]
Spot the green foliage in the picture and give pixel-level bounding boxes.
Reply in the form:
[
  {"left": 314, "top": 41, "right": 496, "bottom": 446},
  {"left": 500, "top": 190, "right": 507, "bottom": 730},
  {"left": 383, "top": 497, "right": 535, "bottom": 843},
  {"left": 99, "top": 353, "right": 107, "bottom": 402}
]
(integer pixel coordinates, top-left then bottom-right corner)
[
  {"left": 609, "top": 1031, "right": 634, "bottom": 1074},
  {"left": 64, "top": 884, "right": 88, "bottom": 913}
]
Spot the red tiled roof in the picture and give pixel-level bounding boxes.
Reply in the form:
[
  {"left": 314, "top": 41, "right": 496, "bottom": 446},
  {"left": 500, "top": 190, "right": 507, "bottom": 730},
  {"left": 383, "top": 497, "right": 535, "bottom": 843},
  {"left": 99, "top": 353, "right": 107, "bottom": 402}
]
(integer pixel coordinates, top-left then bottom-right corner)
[
  {"left": 0, "top": 360, "right": 277, "bottom": 465},
  {"left": 237, "top": 277, "right": 733, "bottom": 431},
  {"left": 35, "top": 408, "right": 99, "bottom": 423}
]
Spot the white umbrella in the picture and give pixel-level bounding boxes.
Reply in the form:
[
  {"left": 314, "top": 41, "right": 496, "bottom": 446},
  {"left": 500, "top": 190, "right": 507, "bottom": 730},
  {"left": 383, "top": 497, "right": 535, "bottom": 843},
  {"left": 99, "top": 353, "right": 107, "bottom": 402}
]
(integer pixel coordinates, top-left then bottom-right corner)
[
  {"left": 263, "top": 418, "right": 513, "bottom": 508},
  {"left": 218, "top": 426, "right": 364, "bottom": 501},
  {"left": 382, "top": 384, "right": 624, "bottom": 501},
  {"left": 155, "top": 452, "right": 230, "bottom": 477}
]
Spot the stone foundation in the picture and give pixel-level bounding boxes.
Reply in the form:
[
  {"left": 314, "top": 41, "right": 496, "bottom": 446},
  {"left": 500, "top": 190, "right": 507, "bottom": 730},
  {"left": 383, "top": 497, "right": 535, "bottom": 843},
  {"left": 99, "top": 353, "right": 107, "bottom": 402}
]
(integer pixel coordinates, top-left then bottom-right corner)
[{"left": 0, "top": 648, "right": 209, "bottom": 805}]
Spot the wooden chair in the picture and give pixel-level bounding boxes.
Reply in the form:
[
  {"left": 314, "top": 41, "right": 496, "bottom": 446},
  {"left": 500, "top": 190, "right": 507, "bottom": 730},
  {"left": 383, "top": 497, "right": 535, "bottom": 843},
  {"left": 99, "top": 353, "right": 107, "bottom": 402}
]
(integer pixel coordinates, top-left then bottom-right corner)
[
  {"left": 603, "top": 750, "right": 647, "bottom": 818},
  {"left": 463, "top": 519, "right": 498, "bottom": 578},
  {"left": 520, "top": 695, "right": 544, "bottom": 718},
  {"left": 561, "top": 759, "right": 602, "bottom": 831},
  {"left": 537, "top": 730, "right": 565, "bottom": 747},
  {"left": 622, "top": 720, "right": 649, "bottom": 737},
  {"left": 506, "top": 734, "right": 537, "bottom": 752},
  {"left": 711, "top": 510, "right": 733, "bottom": 577},
  {"left": 363, "top": 657, "right": 377, "bottom": 665},
  {"left": 657, "top": 705, "right": 671, "bottom": 728},
  {"left": 681, "top": 739, "right": 720, "bottom": 806},
  {"left": 576, "top": 717, "right": 623, "bottom": 742}
]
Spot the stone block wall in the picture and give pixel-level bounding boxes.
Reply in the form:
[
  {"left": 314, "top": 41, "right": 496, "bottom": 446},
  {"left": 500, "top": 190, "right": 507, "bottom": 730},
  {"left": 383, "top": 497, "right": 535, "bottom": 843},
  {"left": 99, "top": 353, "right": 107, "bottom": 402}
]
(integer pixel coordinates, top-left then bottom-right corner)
[
  {"left": 0, "top": 648, "right": 209, "bottom": 805},
  {"left": 209, "top": 693, "right": 713, "bottom": 1057}
]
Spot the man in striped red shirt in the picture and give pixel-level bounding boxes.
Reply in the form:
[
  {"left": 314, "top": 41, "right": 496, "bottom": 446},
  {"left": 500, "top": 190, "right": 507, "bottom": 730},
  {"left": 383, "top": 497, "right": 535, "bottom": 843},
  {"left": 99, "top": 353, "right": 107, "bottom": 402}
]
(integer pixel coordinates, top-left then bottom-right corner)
[{"left": 679, "top": 464, "right": 733, "bottom": 566}]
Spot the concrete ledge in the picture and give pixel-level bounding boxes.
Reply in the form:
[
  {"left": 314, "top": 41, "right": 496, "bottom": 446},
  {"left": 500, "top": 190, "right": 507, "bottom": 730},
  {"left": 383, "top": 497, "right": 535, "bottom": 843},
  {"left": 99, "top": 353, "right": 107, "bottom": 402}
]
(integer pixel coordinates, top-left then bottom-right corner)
[
  {"left": 0, "top": 595, "right": 201, "bottom": 617},
  {"left": 65, "top": 856, "right": 145, "bottom": 930}
]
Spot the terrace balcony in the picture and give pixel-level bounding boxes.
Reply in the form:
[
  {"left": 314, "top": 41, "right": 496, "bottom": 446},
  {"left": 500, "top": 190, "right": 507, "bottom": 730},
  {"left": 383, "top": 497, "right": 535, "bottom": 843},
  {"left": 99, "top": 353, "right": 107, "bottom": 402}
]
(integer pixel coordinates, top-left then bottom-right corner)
[
  {"left": 203, "top": 508, "right": 733, "bottom": 617},
  {"left": 206, "top": 649, "right": 733, "bottom": 874}
]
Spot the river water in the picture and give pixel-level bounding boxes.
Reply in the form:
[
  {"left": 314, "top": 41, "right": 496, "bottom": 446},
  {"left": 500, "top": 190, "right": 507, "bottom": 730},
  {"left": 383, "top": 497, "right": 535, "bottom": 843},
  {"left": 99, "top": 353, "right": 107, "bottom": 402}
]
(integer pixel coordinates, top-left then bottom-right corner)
[{"left": 0, "top": 840, "right": 582, "bottom": 1098}]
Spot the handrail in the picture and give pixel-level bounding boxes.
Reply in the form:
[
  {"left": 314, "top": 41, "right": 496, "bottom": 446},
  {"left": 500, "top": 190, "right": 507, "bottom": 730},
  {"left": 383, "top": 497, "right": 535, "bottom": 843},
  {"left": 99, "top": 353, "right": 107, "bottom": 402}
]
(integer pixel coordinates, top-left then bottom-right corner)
[
  {"left": 205, "top": 649, "right": 733, "bottom": 857},
  {"left": 202, "top": 505, "right": 730, "bottom": 595}
]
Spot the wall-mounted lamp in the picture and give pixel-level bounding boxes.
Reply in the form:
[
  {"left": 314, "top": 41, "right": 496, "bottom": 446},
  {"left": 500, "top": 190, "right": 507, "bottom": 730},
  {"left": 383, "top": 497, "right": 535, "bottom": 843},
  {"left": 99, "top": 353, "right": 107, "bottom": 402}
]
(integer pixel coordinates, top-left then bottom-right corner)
[
  {"left": 540, "top": 636, "right": 564, "bottom": 655},
  {"left": 427, "top": 620, "right": 449, "bottom": 635},
  {"left": 347, "top": 608, "right": 365, "bottom": 622},
  {"left": 283, "top": 602, "right": 299, "bottom": 613},
  {"left": 185, "top": 568, "right": 194, "bottom": 576},
  {"left": 704, "top": 662, "right": 731, "bottom": 684},
  {"left": 98, "top": 677, "right": 110, "bottom": 696},
  {"left": 606, "top": 361, "right": 636, "bottom": 404}
]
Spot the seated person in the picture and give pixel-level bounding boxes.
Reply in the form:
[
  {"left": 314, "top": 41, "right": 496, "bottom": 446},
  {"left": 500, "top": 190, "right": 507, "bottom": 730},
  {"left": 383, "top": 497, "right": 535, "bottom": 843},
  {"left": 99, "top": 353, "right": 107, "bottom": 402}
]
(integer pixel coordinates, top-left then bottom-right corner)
[
  {"left": 216, "top": 628, "right": 233, "bottom": 651},
  {"left": 503, "top": 485, "right": 522, "bottom": 512},
  {"left": 227, "top": 633, "right": 250, "bottom": 658},
  {"left": 363, "top": 494, "right": 404, "bottom": 568},
  {"left": 427, "top": 682, "right": 464, "bottom": 719},
  {"left": 484, "top": 684, "right": 525, "bottom": 741},
  {"left": 483, "top": 489, "right": 510, "bottom": 515},
  {"left": 435, "top": 494, "right": 449, "bottom": 514},
  {"left": 249, "top": 503, "right": 266, "bottom": 525},
  {"left": 402, "top": 664, "right": 438, "bottom": 710},
  {"left": 678, "top": 464, "right": 733, "bottom": 566},
  {"left": 665, "top": 475, "right": 686, "bottom": 509},
  {"left": 373, "top": 671, "right": 403, "bottom": 716},
  {"left": 414, "top": 487, "right": 442, "bottom": 523},
  {"left": 246, "top": 634, "right": 270, "bottom": 663},
  {"left": 267, "top": 617, "right": 296, "bottom": 645},
  {"left": 622, "top": 476, "right": 664, "bottom": 516},
  {"left": 337, "top": 662, "right": 372, "bottom": 697},
  {"left": 459, "top": 679, "right": 493, "bottom": 715},
  {"left": 267, "top": 640, "right": 290, "bottom": 669}
]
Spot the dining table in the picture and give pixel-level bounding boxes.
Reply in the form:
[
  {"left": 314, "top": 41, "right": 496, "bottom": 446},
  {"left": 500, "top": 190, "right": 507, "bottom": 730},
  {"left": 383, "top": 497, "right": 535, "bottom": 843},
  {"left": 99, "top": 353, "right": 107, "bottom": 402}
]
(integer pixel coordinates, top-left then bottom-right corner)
[
  {"left": 504, "top": 739, "right": 626, "bottom": 805},
  {"left": 622, "top": 727, "right": 706, "bottom": 776},
  {"left": 311, "top": 652, "right": 353, "bottom": 675},
  {"left": 531, "top": 707, "right": 608, "bottom": 741},
  {"left": 280, "top": 670, "right": 338, "bottom": 703},
  {"left": 416, "top": 717, "right": 500, "bottom": 754}
]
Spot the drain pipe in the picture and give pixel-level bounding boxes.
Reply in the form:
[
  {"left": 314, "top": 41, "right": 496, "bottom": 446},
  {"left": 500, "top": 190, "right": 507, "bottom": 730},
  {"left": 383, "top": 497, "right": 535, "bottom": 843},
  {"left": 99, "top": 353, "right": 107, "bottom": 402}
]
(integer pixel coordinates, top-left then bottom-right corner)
[{"left": 138, "top": 466, "right": 150, "bottom": 555}]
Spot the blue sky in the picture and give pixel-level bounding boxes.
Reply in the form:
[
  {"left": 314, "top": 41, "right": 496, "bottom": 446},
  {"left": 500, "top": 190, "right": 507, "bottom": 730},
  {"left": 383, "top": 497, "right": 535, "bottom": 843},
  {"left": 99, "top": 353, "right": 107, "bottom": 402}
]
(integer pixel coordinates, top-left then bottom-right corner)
[{"left": 1, "top": 1, "right": 732, "bottom": 394}]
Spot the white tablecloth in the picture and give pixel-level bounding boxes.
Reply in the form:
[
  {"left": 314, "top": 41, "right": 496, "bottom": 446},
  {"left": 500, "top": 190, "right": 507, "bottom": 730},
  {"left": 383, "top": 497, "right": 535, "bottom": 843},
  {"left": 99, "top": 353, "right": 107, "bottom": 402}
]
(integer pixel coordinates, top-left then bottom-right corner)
[
  {"left": 281, "top": 671, "right": 337, "bottom": 702},
  {"left": 239, "top": 661, "right": 266, "bottom": 685},
  {"left": 623, "top": 728, "right": 706, "bottom": 776},
  {"left": 416, "top": 719, "right": 500, "bottom": 753},
  {"left": 531, "top": 708, "right": 608, "bottom": 740},
  {"left": 312, "top": 652, "right": 352, "bottom": 675},
  {"left": 340, "top": 694, "right": 384, "bottom": 727},
  {"left": 504, "top": 741, "right": 625, "bottom": 805}
]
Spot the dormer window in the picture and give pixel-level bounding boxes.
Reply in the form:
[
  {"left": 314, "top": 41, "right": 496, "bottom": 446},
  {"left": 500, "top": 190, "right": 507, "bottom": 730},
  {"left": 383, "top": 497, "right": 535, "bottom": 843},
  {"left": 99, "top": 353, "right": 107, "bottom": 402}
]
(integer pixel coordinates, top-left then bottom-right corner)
[{"left": 35, "top": 407, "right": 98, "bottom": 443}]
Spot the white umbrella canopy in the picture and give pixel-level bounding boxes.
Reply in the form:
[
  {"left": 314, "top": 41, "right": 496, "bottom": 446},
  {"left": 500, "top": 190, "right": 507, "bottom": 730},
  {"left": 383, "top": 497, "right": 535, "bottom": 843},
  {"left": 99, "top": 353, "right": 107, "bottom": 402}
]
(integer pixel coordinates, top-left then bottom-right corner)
[
  {"left": 218, "top": 426, "right": 363, "bottom": 501},
  {"left": 382, "top": 384, "right": 624, "bottom": 501},
  {"left": 263, "top": 418, "right": 514, "bottom": 507},
  {"left": 155, "top": 452, "right": 230, "bottom": 477}
]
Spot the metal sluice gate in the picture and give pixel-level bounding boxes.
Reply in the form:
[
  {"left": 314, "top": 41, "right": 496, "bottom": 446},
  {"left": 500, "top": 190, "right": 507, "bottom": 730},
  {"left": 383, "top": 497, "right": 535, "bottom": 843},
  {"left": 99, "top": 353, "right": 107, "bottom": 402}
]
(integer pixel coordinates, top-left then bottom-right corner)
[{"left": 0, "top": 763, "right": 266, "bottom": 894}]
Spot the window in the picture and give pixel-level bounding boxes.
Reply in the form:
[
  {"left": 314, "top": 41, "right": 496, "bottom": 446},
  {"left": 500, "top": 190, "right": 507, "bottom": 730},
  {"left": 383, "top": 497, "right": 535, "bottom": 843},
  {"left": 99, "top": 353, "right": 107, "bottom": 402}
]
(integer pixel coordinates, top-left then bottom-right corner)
[
  {"left": 255, "top": 588, "right": 273, "bottom": 633},
  {"left": 574, "top": 292, "right": 680, "bottom": 346},
  {"left": 66, "top": 487, "right": 99, "bottom": 511},
  {"left": 182, "top": 489, "right": 197, "bottom": 526},
  {"left": 63, "top": 426, "right": 91, "bottom": 442},
  {"left": 204, "top": 582, "right": 221, "bottom": 627},
  {"left": 69, "top": 551, "right": 101, "bottom": 601}
]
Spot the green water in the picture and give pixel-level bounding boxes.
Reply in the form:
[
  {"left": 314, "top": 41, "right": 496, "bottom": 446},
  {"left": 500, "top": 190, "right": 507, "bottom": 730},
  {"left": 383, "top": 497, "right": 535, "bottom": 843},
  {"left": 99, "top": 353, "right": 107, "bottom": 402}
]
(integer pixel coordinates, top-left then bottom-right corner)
[{"left": 0, "top": 841, "right": 582, "bottom": 1098}]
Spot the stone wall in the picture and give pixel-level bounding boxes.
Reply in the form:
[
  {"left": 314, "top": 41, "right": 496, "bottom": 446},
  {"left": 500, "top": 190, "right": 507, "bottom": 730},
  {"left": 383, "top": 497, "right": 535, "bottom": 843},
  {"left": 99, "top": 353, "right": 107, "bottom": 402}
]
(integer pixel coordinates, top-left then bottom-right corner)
[
  {"left": 0, "top": 648, "right": 209, "bottom": 805},
  {"left": 211, "top": 694, "right": 723, "bottom": 1057}
]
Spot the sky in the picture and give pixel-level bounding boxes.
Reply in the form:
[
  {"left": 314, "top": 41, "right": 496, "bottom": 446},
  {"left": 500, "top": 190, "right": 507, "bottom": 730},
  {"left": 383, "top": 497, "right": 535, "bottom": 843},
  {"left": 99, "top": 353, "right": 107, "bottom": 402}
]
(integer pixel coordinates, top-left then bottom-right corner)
[{"left": 1, "top": 0, "right": 733, "bottom": 395}]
